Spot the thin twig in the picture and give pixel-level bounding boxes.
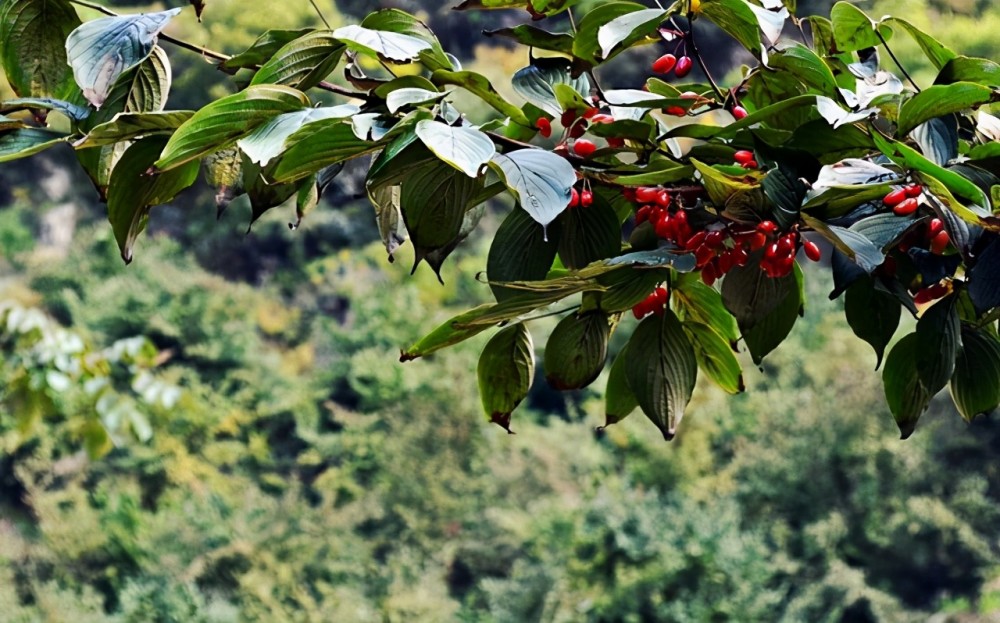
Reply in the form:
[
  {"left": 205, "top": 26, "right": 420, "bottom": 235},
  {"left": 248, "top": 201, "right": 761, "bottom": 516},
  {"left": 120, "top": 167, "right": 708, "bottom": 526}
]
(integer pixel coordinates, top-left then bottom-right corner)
[
  {"left": 308, "top": 0, "right": 331, "bottom": 29},
  {"left": 876, "top": 29, "right": 920, "bottom": 92},
  {"left": 685, "top": 16, "right": 725, "bottom": 101}
]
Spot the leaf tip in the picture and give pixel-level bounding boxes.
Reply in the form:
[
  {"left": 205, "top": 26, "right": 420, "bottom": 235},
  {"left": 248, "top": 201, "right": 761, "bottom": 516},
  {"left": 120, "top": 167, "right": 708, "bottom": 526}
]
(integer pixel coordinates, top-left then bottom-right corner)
[{"left": 490, "top": 412, "right": 515, "bottom": 433}]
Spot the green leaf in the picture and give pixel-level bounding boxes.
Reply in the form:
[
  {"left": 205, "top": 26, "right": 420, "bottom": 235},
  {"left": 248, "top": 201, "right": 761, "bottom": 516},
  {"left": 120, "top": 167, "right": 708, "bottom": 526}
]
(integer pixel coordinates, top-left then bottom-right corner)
[
  {"left": 155, "top": 84, "right": 310, "bottom": 172},
  {"left": 883, "top": 333, "right": 933, "bottom": 439},
  {"left": 107, "top": 136, "right": 199, "bottom": 263},
  {"left": 557, "top": 198, "right": 621, "bottom": 270},
  {"left": 490, "top": 148, "right": 576, "bottom": 232},
  {"left": 478, "top": 323, "right": 534, "bottom": 432},
  {"left": 331, "top": 24, "right": 431, "bottom": 63},
  {"left": 511, "top": 56, "right": 591, "bottom": 118},
  {"left": 597, "top": 8, "right": 665, "bottom": 59},
  {"left": 897, "top": 82, "right": 995, "bottom": 137},
  {"left": 682, "top": 321, "right": 744, "bottom": 395},
  {"left": 0, "top": 128, "right": 67, "bottom": 162},
  {"left": 623, "top": 310, "right": 698, "bottom": 440},
  {"left": 935, "top": 56, "right": 1000, "bottom": 87},
  {"left": 483, "top": 25, "right": 574, "bottom": 56},
  {"left": 360, "top": 8, "right": 452, "bottom": 71},
  {"left": 243, "top": 155, "right": 297, "bottom": 225},
  {"left": 544, "top": 310, "right": 610, "bottom": 390},
  {"left": 274, "top": 118, "right": 380, "bottom": 183},
  {"left": 881, "top": 17, "right": 955, "bottom": 70},
  {"left": 801, "top": 217, "right": 885, "bottom": 273},
  {"left": 202, "top": 147, "right": 244, "bottom": 215},
  {"left": 845, "top": 276, "right": 901, "bottom": 368},
  {"left": 848, "top": 212, "right": 915, "bottom": 251},
  {"left": 673, "top": 273, "right": 739, "bottom": 345},
  {"left": 386, "top": 88, "right": 446, "bottom": 113},
  {"left": 487, "top": 206, "right": 561, "bottom": 303},
  {"left": 237, "top": 104, "right": 359, "bottom": 166},
  {"left": 399, "top": 159, "right": 483, "bottom": 276},
  {"left": 0, "top": 97, "right": 89, "bottom": 121},
  {"left": 0, "top": 0, "right": 81, "bottom": 98},
  {"left": 250, "top": 30, "right": 346, "bottom": 91},
  {"left": 665, "top": 94, "right": 817, "bottom": 139},
  {"left": 699, "top": 0, "right": 762, "bottom": 58},
  {"left": 766, "top": 44, "right": 839, "bottom": 96},
  {"left": 401, "top": 303, "right": 496, "bottom": 360},
  {"left": 66, "top": 9, "right": 181, "bottom": 108},
  {"left": 722, "top": 255, "right": 803, "bottom": 364},
  {"left": 604, "top": 350, "right": 638, "bottom": 427},
  {"left": 915, "top": 295, "right": 960, "bottom": 396},
  {"left": 74, "top": 111, "right": 194, "bottom": 148},
  {"left": 431, "top": 69, "right": 530, "bottom": 126},
  {"left": 367, "top": 183, "right": 407, "bottom": 261},
  {"left": 219, "top": 29, "right": 312, "bottom": 72},
  {"left": 830, "top": 1, "right": 891, "bottom": 53},
  {"left": 415, "top": 120, "right": 495, "bottom": 178},
  {"left": 872, "top": 132, "right": 991, "bottom": 210},
  {"left": 573, "top": 1, "right": 646, "bottom": 64},
  {"left": 950, "top": 327, "right": 1000, "bottom": 423}
]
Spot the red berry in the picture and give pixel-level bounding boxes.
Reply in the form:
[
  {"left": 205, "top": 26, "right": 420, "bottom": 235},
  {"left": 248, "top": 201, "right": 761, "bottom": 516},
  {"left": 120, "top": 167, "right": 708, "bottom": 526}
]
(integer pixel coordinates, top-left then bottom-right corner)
[
  {"left": 893, "top": 197, "right": 919, "bottom": 216},
  {"left": 928, "top": 218, "right": 944, "bottom": 238},
  {"left": 581, "top": 189, "right": 593, "bottom": 207},
  {"left": 733, "top": 150, "right": 754, "bottom": 165},
  {"left": 675, "top": 55, "right": 693, "bottom": 78},
  {"left": 695, "top": 244, "right": 715, "bottom": 268},
  {"left": 732, "top": 105, "right": 748, "bottom": 120},
  {"left": 607, "top": 137, "right": 625, "bottom": 148},
  {"left": 883, "top": 188, "right": 907, "bottom": 207},
  {"left": 652, "top": 53, "right": 677, "bottom": 74},
  {"left": 685, "top": 230, "right": 708, "bottom": 250},
  {"left": 654, "top": 215, "right": 673, "bottom": 239},
  {"left": 569, "top": 188, "right": 580, "bottom": 208},
  {"left": 569, "top": 123, "right": 586, "bottom": 139},
  {"left": 536, "top": 117, "right": 552, "bottom": 138},
  {"left": 905, "top": 184, "right": 922, "bottom": 198},
  {"left": 635, "top": 186, "right": 660, "bottom": 203},
  {"left": 664, "top": 106, "right": 686, "bottom": 116},
  {"left": 930, "top": 230, "right": 951, "bottom": 254},
  {"left": 573, "top": 139, "right": 597, "bottom": 157},
  {"left": 560, "top": 110, "right": 577, "bottom": 127},
  {"left": 776, "top": 234, "right": 795, "bottom": 257},
  {"left": 655, "top": 286, "right": 669, "bottom": 307},
  {"left": 705, "top": 230, "right": 725, "bottom": 248},
  {"left": 741, "top": 160, "right": 758, "bottom": 170},
  {"left": 636, "top": 205, "right": 652, "bottom": 224},
  {"left": 718, "top": 250, "right": 734, "bottom": 274},
  {"left": 756, "top": 220, "right": 778, "bottom": 234},
  {"left": 749, "top": 231, "right": 768, "bottom": 251},
  {"left": 803, "top": 240, "right": 821, "bottom": 262},
  {"left": 701, "top": 263, "right": 718, "bottom": 287},
  {"left": 656, "top": 190, "right": 671, "bottom": 207},
  {"left": 733, "top": 246, "right": 750, "bottom": 266},
  {"left": 581, "top": 107, "right": 598, "bottom": 120}
]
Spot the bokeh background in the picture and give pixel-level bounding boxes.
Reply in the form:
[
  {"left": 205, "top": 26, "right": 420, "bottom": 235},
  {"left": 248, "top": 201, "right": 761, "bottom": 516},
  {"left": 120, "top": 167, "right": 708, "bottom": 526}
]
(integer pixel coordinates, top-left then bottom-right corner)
[{"left": 3, "top": 1, "right": 1000, "bottom": 621}]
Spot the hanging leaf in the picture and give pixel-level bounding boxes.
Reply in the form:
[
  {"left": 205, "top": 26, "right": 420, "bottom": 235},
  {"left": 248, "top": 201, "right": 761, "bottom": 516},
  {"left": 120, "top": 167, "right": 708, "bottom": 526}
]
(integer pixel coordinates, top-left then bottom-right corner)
[
  {"left": 399, "top": 160, "right": 482, "bottom": 276},
  {"left": 883, "top": 333, "right": 933, "bottom": 439},
  {"left": 386, "top": 88, "right": 446, "bottom": 113},
  {"left": 950, "top": 327, "right": 1000, "bottom": 423},
  {"left": 414, "top": 120, "right": 495, "bottom": 178},
  {"left": 106, "top": 136, "right": 199, "bottom": 262},
  {"left": 432, "top": 69, "right": 531, "bottom": 126},
  {"left": 74, "top": 111, "right": 194, "bottom": 148},
  {"left": 237, "top": 104, "right": 359, "bottom": 166},
  {"left": 682, "top": 321, "right": 744, "bottom": 395},
  {"left": 219, "top": 29, "right": 313, "bottom": 72},
  {"left": 189, "top": 0, "right": 207, "bottom": 21},
  {"left": 272, "top": 118, "right": 380, "bottom": 183},
  {"left": 623, "top": 309, "right": 698, "bottom": 440},
  {"left": 830, "top": 1, "right": 891, "bottom": 53},
  {"left": 673, "top": 273, "right": 739, "bottom": 345},
  {"left": 243, "top": 155, "right": 297, "bottom": 226},
  {"left": 0, "top": 128, "right": 68, "bottom": 162},
  {"left": 331, "top": 24, "right": 431, "bottom": 63},
  {"left": 367, "top": 183, "right": 407, "bottom": 262},
  {"left": 844, "top": 276, "right": 901, "bottom": 368},
  {"left": 487, "top": 206, "right": 561, "bottom": 302},
  {"left": 914, "top": 295, "right": 960, "bottom": 395},
  {"left": 202, "top": 147, "right": 244, "bottom": 216},
  {"left": 483, "top": 25, "right": 574, "bottom": 56},
  {"left": 881, "top": 17, "right": 955, "bottom": 70},
  {"left": 511, "top": 56, "right": 591, "bottom": 117},
  {"left": 896, "top": 82, "right": 995, "bottom": 136},
  {"left": 0, "top": 0, "right": 81, "bottom": 99},
  {"left": 604, "top": 350, "right": 638, "bottom": 427},
  {"left": 722, "top": 255, "right": 804, "bottom": 364},
  {"left": 65, "top": 9, "right": 181, "bottom": 108},
  {"left": 597, "top": 8, "right": 665, "bottom": 59},
  {"left": 490, "top": 149, "right": 576, "bottom": 232},
  {"left": 557, "top": 196, "right": 622, "bottom": 270},
  {"left": 477, "top": 323, "right": 534, "bottom": 432},
  {"left": 154, "top": 84, "right": 310, "bottom": 172},
  {"left": 700, "top": 0, "right": 763, "bottom": 59},
  {"left": 573, "top": 1, "right": 647, "bottom": 64},
  {"left": 544, "top": 310, "right": 611, "bottom": 390},
  {"left": 250, "top": 30, "right": 346, "bottom": 91}
]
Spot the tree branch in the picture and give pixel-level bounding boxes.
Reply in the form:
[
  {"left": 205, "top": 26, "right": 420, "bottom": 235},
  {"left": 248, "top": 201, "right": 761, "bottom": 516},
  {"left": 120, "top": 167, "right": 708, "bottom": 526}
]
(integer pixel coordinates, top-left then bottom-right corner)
[{"left": 685, "top": 17, "right": 725, "bottom": 101}]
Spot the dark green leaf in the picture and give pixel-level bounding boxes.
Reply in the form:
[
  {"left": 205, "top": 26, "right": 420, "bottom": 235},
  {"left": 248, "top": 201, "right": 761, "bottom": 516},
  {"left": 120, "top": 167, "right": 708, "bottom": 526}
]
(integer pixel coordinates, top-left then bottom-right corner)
[
  {"left": 511, "top": 56, "right": 591, "bottom": 118},
  {"left": 250, "top": 30, "right": 346, "bottom": 91},
  {"left": 487, "top": 206, "right": 561, "bottom": 302},
  {"left": 604, "top": 350, "right": 638, "bottom": 427},
  {"left": 935, "top": 56, "right": 1000, "bottom": 87},
  {"left": 272, "top": 118, "right": 380, "bottom": 183},
  {"left": 845, "top": 276, "right": 901, "bottom": 368},
  {"left": 700, "top": 0, "right": 762, "bottom": 58},
  {"left": 219, "top": 29, "right": 312, "bottom": 72},
  {"left": 682, "top": 321, "right": 744, "bottom": 395},
  {"left": 0, "top": 0, "right": 81, "bottom": 98},
  {"left": 950, "top": 327, "right": 1000, "bottom": 422},
  {"left": 557, "top": 198, "right": 621, "bottom": 270},
  {"left": 483, "top": 25, "right": 574, "bottom": 56},
  {"left": 897, "top": 82, "right": 995, "bottom": 136},
  {"left": 882, "top": 17, "right": 955, "bottom": 70},
  {"left": 830, "top": 1, "right": 891, "bottom": 53},
  {"left": 915, "top": 296, "right": 960, "bottom": 395},
  {"left": 723, "top": 256, "right": 803, "bottom": 364},
  {"left": 478, "top": 323, "right": 534, "bottom": 432},
  {"left": 673, "top": 272, "right": 739, "bottom": 345},
  {"left": 597, "top": 8, "right": 665, "bottom": 60},
  {"left": 544, "top": 310, "right": 610, "bottom": 390},
  {"left": 883, "top": 333, "right": 933, "bottom": 439},
  {"left": 75, "top": 111, "right": 194, "bottom": 148},
  {"left": 0, "top": 128, "right": 67, "bottom": 162}
]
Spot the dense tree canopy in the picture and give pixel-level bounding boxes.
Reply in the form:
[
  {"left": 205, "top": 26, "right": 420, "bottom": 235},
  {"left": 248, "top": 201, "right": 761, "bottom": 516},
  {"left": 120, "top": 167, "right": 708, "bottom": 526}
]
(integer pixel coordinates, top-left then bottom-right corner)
[{"left": 3, "top": 0, "right": 1000, "bottom": 443}]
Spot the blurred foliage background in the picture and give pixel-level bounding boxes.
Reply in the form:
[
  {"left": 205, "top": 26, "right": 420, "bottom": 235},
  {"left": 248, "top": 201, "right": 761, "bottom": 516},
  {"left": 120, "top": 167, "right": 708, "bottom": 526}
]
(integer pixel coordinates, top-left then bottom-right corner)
[{"left": 3, "top": 0, "right": 1000, "bottom": 621}]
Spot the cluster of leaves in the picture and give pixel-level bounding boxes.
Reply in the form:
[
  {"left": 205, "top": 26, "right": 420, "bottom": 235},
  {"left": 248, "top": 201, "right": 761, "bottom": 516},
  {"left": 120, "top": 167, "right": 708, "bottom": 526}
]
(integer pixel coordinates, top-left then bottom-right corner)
[{"left": 4, "top": 0, "right": 1000, "bottom": 439}]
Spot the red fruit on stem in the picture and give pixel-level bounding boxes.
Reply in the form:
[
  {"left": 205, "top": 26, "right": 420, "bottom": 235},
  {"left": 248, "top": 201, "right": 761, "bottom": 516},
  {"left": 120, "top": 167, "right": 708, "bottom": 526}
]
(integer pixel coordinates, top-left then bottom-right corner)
[
  {"left": 883, "top": 188, "right": 907, "bottom": 207},
  {"left": 664, "top": 106, "right": 686, "bottom": 116},
  {"left": 718, "top": 250, "right": 733, "bottom": 274},
  {"left": 581, "top": 190, "right": 593, "bottom": 207},
  {"left": 776, "top": 234, "right": 795, "bottom": 257},
  {"left": 732, "top": 105, "right": 748, "bottom": 120},
  {"left": 655, "top": 216, "right": 673, "bottom": 239},
  {"left": 733, "top": 150, "right": 754, "bottom": 165},
  {"left": 893, "top": 197, "right": 919, "bottom": 216},
  {"left": 656, "top": 190, "right": 671, "bottom": 207},
  {"left": 655, "top": 286, "right": 669, "bottom": 307},
  {"left": 928, "top": 218, "right": 944, "bottom": 238},
  {"left": 560, "top": 110, "right": 577, "bottom": 127},
  {"left": 695, "top": 244, "right": 715, "bottom": 268},
  {"left": 757, "top": 220, "right": 778, "bottom": 234},
  {"left": 581, "top": 107, "right": 598, "bottom": 120},
  {"left": 635, "top": 186, "right": 660, "bottom": 203},
  {"left": 733, "top": 246, "right": 750, "bottom": 266},
  {"left": 742, "top": 160, "right": 758, "bottom": 170},
  {"left": 569, "top": 188, "right": 580, "bottom": 208},
  {"left": 573, "top": 139, "right": 597, "bottom": 157},
  {"left": 905, "top": 184, "right": 922, "bottom": 198},
  {"left": 705, "top": 230, "right": 725, "bottom": 247},
  {"left": 675, "top": 55, "right": 693, "bottom": 77},
  {"left": 568, "top": 123, "right": 586, "bottom": 139},
  {"left": 607, "top": 137, "right": 625, "bottom": 148},
  {"left": 749, "top": 231, "right": 768, "bottom": 251},
  {"left": 803, "top": 240, "right": 821, "bottom": 262},
  {"left": 685, "top": 230, "right": 708, "bottom": 250},
  {"left": 652, "top": 53, "right": 677, "bottom": 74},
  {"left": 591, "top": 113, "right": 615, "bottom": 124},
  {"left": 701, "top": 263, "right": 718, "bottom": 287},
  {"left": 636, "top": 205, "right": 652, "bottom": 224},
  {"left": 931, "top": 230, "right": 951, "bottom": 254},
  {"left": 536, "top": 117, "right": 552, "bottom": 138},
  {"left": 623, "top": 187, "right": 637, "bottom": 202}
]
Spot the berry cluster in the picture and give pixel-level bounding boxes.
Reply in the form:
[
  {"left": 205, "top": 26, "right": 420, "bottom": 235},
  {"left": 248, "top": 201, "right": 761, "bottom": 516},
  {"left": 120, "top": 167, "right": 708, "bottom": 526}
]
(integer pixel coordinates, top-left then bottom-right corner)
[
  {"left": 882, "top": 184, "right": 922, "bottom": 216},
  {"left": 567, "top": 184, "right": 594, "bottom": 208},
  {"left": 632, "top": 286, "right": 669, "bottom": 319},
  {"left": 630, "top": 185, "right": 821, "bottom": 286}
]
